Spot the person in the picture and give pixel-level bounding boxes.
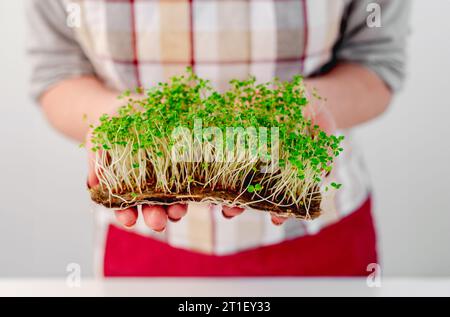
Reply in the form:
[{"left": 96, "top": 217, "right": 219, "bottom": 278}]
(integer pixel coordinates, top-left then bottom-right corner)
[{"left": 27, "top": 0, "right": 410, "bottom": 276}]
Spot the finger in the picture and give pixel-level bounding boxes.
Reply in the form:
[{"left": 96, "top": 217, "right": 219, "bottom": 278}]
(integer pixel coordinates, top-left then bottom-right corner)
[
  {"left": 86, "top": 131, "right": 100, "bottom": 189},
  {"left": 142, "top": 205, "right": 168, "bottom": 232},
  {"left": 222, "top": 206, "right": 245, "bottom": 219},
  {"left": 87, "top": 153, "right": 99, "bottom": 188},
  {"left": 271, "top": 215, "right": 288, "bottom": 226},
  {"left": 315, "top": 109, "right": 336, "bottom": 134},
  {"left": 303, "top": 104, "right": 336, "bottom": 135},
  {"left": 167, "top": 204, "right": 187, "bottom": 222},
  {"left": 114, "top": 208, "right": 138, "bottom": 228}
]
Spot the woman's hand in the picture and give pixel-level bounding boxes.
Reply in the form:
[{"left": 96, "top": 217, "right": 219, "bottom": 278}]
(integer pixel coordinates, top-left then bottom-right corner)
[{"left": 303, "top": 81, "right": 337, "bottom": 135}]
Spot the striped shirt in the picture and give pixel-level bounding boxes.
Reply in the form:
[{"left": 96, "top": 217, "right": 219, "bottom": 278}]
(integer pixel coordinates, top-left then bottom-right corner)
[{"left": 27, "top": 0, "right": 410, "bottom": 256}]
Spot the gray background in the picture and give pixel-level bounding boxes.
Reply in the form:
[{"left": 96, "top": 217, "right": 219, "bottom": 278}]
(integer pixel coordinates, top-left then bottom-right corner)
[{"left": 1, "top": 0, "right": 449, "bottom": 277}]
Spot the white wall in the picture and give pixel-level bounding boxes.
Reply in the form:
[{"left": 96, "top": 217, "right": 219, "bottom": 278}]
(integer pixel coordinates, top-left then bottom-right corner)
[
  {"left": 0, "top": 1, "right": 94, "bottom": 277},
  {"left": 0, "top": 0, "right": 449, "bottom": 277},
  {"left": 354, "top": 0, "right": 450, "bottom": 276}
]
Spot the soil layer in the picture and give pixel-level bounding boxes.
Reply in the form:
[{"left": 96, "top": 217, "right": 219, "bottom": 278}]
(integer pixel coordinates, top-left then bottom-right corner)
[{"left": 89, "top": 186, "right": 322, "bottom": 220}]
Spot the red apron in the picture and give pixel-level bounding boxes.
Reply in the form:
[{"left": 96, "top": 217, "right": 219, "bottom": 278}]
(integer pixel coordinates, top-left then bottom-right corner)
[{"left": 104, "top": 197, "right": 376, "bottom": 276}]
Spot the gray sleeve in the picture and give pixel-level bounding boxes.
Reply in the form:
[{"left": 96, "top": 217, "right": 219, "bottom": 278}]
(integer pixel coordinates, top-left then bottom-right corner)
[
  {"left": 26, "top": 0, "right": 94, "bottom": 101},
  {"left": 334, "top": 0, "right": 411, "bottom": 92}
]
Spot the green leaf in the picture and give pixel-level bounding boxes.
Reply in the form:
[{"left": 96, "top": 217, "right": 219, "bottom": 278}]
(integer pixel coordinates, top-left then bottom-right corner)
[{"left": 331, "top": 182, "right": 342, "bottom": 189}]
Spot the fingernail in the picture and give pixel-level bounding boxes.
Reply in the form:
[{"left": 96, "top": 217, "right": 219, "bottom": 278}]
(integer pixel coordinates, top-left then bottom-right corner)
[
  {"left": 222, "top": 211, "right": 234, "bottom": 219},
  {"left": 124, "top": 223, "right": 136, "bottom": 230},
  {"left": 168, "top": 217, "right": 181, "bottom": 223},
  {"left": 271, "top": 218, "right": 283, "bottom": 226},
  {"left": 153, "top": 227, "right": 166, "bottom": 233}
]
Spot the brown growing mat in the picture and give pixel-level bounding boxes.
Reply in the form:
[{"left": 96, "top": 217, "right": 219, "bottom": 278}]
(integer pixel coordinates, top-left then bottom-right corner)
[{"left": 89, "top": 185, "right": 322, "bottom": 220}]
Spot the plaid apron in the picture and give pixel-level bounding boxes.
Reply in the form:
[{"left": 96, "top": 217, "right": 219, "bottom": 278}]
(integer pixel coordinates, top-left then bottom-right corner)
[{"left": 68, "top": 0, "right": 373, "bottom": 273}]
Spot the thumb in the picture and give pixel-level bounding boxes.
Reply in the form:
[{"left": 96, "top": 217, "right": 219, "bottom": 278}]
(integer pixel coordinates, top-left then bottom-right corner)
[
  {"left": 303, "top": 102, "right": 336, "bottom": 135},
  {"left": 86, "top": 129, "right": 100, "bottom": 189}
]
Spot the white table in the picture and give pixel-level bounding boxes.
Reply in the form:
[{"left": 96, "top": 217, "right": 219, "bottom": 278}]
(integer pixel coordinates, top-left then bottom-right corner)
[{"left": 1, "top": 278, "right": 449, "bottom": 297}]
